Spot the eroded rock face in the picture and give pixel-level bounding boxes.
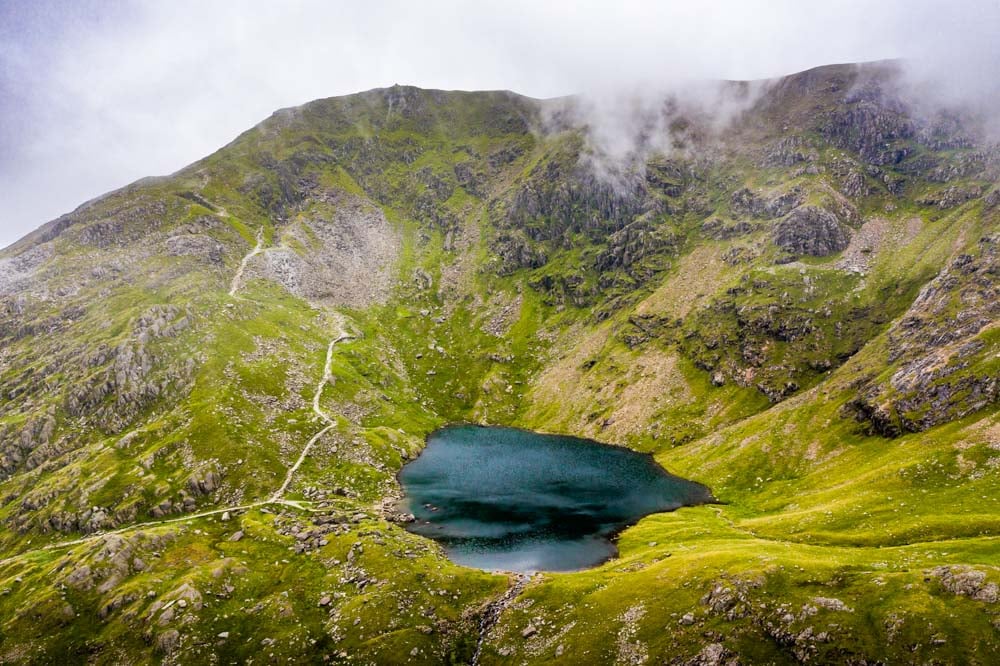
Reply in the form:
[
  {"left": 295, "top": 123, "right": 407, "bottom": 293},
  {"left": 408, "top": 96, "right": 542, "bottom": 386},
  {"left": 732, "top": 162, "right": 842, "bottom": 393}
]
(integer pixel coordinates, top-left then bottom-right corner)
[
  {"left": 64, "top": 304, "right": 196, "bottom": 434},
  {"left": 846, "top": 235, "right": 999, "bottom": 435},
  {"left": 77, "top": 201, "right": 169, "bottom": 248},
  {"left": 730, "top": 187, "right": 803, "bottom": 220},
  {"left": 493, "top": 230, "right": 547, "bottom": 275},
  {"left": 773, "top": 206, "right": 850, "bottom": 257},
  {"left": 166, "top": 234, "right": 225, "bottom": 264},
  {"left": 760, "top": 136, "right": 816, "bottom": 168},
  {"left": 594, "top": 214, "right": 680, "bottom": 274},
  {"left": 0, "top": 410, "right": 56, "bottom": 480},
  {"left": 250, "top": 196, "right": 400, "bottom": 308},
  {"left": 819, "top": 76, "right": 915, "bottom": 165},
  {"left": 0, "top": 244, "right": 53, "bottom": 297},
  {"left": 504, "top": 160, "right": 649, "bottom": 244}
]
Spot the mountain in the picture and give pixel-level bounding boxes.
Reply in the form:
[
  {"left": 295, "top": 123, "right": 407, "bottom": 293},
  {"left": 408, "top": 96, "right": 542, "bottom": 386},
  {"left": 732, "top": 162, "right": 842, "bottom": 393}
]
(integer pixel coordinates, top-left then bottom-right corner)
[{"left": 0, "top": 60, "right": 997, "bottom": 663}]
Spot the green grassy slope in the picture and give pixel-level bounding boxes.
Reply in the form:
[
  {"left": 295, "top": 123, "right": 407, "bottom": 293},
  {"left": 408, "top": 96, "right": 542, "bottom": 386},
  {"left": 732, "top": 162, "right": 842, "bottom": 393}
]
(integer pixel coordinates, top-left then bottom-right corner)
[{"left": 0, "top": 63, "right": 997, "bottom": 663}]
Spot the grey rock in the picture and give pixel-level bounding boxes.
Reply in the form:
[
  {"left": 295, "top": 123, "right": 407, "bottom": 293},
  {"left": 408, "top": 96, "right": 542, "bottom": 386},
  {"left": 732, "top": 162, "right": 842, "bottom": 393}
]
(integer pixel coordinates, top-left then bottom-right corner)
[
  {"left": 187, "top": 470, "right": 222, "bottom": 496},
  {"left": 933, "top": 566, "right": 998, "bottom": 603},
  {"left": 773, "top": 206, "right": 850, "bottom": 257},
  {"left": 812, "top": 597, "right": 852, "bottom": 612},
  {"left": 819, "top": 75, "right": 915, "bottom": 164},
  {"left": 730, "top": 187, "right": 803, "bottom": 219},
  {"left": 702, "top": 218, "right": 756, "bottom": 241},
  {"left": 846, "top": 235, "right": 999, "bottom": 435},
  {"left": 155, "top": 629, "right": 181, "bottom": 655},
  {"left": 985, "top": 188, "right": 1000, "bottom": 209},
  {"left": 686, "top": 643, "right": 734, "bottom": 666},
  {"left": 65, "top": 565, "right": 95, "bottom": 591},
  {"left": 165, "top": 234, "right": 224, "bottom": 264},
  {"left": 918, "top": 184, "right": 982, "bottom": 209}
]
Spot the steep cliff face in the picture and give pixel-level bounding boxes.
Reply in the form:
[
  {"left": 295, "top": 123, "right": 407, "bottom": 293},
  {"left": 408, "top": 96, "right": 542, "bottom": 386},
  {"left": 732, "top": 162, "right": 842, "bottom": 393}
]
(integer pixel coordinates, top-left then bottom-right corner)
[{"left": 0, "top": 63, "right": 997, "bottom": 663}]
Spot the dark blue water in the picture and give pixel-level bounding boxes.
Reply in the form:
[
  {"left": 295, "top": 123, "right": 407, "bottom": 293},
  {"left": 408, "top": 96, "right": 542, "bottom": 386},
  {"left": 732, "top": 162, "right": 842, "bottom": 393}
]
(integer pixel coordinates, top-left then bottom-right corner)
[{"left": 397, "top": 425, "right": 713, "bottom": 572}]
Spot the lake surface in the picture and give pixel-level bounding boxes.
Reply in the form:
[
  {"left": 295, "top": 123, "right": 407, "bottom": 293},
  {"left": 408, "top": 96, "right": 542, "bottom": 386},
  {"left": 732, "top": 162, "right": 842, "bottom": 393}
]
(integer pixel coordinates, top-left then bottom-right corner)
[{"left": 397, "top": 425, "right": 714, "bottom": 572}]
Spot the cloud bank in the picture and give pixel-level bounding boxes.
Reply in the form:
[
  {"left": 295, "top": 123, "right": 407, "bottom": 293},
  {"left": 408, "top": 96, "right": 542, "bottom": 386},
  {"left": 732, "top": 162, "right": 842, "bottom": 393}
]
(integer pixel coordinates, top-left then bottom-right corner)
[{"left": 1, "top": 0, "right": 998, "bottom": 247}]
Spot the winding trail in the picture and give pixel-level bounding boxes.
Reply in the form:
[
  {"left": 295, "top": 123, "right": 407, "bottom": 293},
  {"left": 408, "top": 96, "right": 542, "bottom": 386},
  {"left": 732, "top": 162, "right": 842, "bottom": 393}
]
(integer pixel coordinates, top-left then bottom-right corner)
[
  {"left": 228, "top": 228, "right": 265, "bottom": 297},
  {"left": 271, "top": 319, "right": 354, "bottom": 501},
  {"left": 0, "top": 313, "right": 356, "bottom": 570},
  {"left": 472, "top": 573, "right": 531, "bottom": 665},
  {"left": 0, "top": 498, "right": 294, "bottom": 568}
]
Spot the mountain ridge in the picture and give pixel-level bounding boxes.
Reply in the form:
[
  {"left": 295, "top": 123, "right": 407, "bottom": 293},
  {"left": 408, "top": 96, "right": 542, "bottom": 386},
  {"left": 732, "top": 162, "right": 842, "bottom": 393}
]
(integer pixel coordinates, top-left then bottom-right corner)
[
  {"left": 0, "top": 59, "right": 997, "bottom": 663},
  {"left": 0, "top": 58, "right": 920, "bottom": 255}
]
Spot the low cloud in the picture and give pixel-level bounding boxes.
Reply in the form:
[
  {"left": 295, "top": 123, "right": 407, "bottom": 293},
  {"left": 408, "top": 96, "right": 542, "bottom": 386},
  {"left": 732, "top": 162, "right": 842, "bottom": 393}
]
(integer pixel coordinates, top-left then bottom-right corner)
[
  {"left": 542, "top": 78, "right": 772, "bottom": 192},
  {"left": 2, "top": 1, "right": 998, "bottom": 247}
]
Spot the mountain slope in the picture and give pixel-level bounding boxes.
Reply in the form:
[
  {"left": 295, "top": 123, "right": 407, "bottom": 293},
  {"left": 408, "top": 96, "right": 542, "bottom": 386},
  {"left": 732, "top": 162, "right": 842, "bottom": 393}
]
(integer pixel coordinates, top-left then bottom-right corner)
[{"left": 0, "top": 61, "right": 998, "bottom": 664}]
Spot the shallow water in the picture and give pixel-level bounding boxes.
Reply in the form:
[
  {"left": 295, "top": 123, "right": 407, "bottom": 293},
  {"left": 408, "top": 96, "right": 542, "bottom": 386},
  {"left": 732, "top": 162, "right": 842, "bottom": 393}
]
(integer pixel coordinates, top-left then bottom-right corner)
[{"left": 397, "top": 425, "right": 713, "bottom": 572}]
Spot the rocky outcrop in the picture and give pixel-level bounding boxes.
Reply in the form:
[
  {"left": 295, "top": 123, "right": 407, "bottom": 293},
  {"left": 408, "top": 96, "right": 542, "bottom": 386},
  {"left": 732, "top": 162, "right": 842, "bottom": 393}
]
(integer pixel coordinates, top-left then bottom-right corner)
[
  {"left": 917, "top": 184, "right": 983, "bottom": 209},
  {"left": 931, "top": 566, "right": 998, "bottom": 603},
  {"left": 494, "top": 145, "right": 687, "bottom": 296},
  {"left": 0, "top": 244, "right": 53, "bottom": 297},
  {"left": 594, "top": 214, "right": 679, "bottom": 276},
  {"left": 238, "top": 157, "right": 310, "bottom": 221},
  {"left": 702, "top": 218, "right": 756, "bottom": 240},
  {"left": 773, "top": 206, "right": 850, "bottom": 257},
  {"left": 644, "top": 159, "right": 692, "bottom": 196},
  {"left": 819, "top": 76, "right": 914, "bottom": 165},
  {"left": 249, "top": 195, "right": 400, "bottom": 308},
  {"left": 186, "top": 470, "right": 223, "bottom": 496},
  {"left": 44, "top": 505, "right": 138, "bottom": 535},
  {"left": 61, "top": 532, "right": 177, "bottom": 593},
  {"left": 64, "top": 304, "right": 195, "bottom": 434},
  {"left": 528, "top": 270, "right": 598, "bottom": 308},
  {"left": 760, "top": 136, "right": 816, "bottom": 168},
  {"left": 502, "top": 144, "right": 650, "bottom": 246},
  {"left": 0, "top": 410, "right": 57, "bottom": 480},
  {"left": 76, "top": 200, "right": 170, "bottom": 248},
  {"left": 840, "top": 170, "right": 870, "bottom": 197},
  {"left": 985, "top": 188, "right": 1000, "bottom": 209},
  {"left": 730, "top": 187, "right": 803, "bottom": 219},
  {"left": 846, "top": 235, "right": 999, "bottom": 435},
  {"left": 166, "top": 234, "right": 225, "bottom": 264},
  {"left": 493, "top": 231, "right": 548, "bottom": 275}
]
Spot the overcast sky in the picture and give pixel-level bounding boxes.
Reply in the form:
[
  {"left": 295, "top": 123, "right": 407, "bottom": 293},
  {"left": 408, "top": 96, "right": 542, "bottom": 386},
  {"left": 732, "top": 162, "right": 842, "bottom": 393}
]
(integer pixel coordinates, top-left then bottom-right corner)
[{"left": 1, "top": 0, "right": 998, "bottom": 248}]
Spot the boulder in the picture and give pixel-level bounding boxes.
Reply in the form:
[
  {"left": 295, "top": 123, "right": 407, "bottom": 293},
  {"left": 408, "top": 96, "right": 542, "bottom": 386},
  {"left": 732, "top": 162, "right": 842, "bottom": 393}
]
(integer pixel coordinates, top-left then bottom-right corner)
[
  {"left": 155, "top": 629, "right": 180, "bottom": 655},
  {"left": 933, "top": 566, "right": 999, "bottom": 603}
]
